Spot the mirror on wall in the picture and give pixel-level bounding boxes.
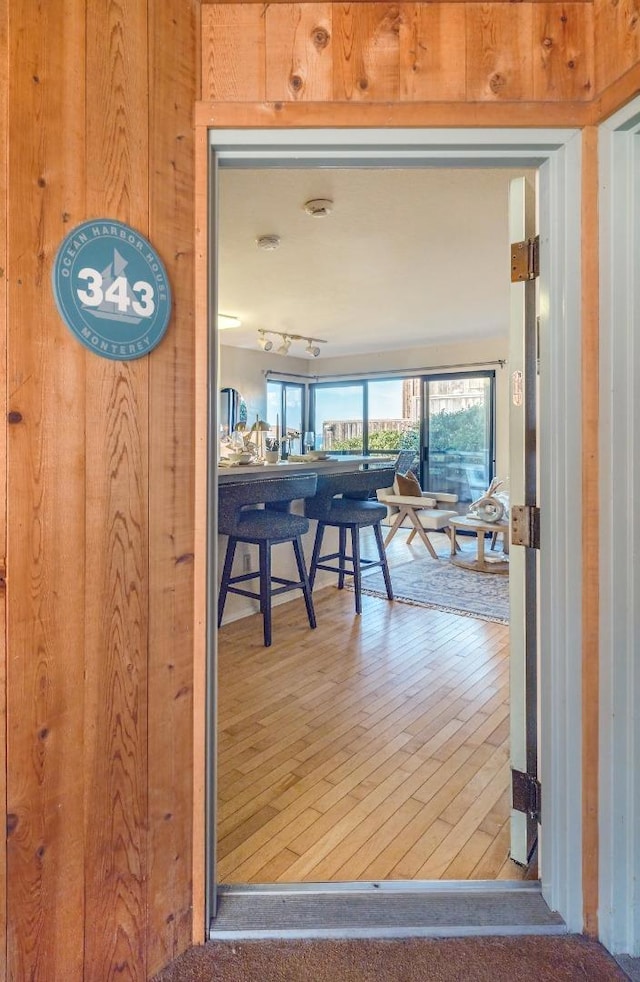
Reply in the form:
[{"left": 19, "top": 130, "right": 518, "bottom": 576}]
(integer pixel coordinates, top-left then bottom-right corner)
[{"left": 219, "top": 386, "right": 244, "bottom": 439}]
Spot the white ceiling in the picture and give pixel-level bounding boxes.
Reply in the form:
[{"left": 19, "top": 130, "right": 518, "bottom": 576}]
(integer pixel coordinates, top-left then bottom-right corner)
[{"left": 218, "top": 167, "right": 533, "bottom": 359}]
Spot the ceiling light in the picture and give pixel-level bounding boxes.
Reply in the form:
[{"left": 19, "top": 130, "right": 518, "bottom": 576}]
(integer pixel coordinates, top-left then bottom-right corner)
[
  {"left": 303, "top": 198, "right": 333, "bottom": 217},
  {"left": 256, "top": 234, "right": 281, "bottom": 251},
  {"left": 256, "top": 329, "right": 327, "bottom": 355},
  {"left": 218, "top": 313, "right": 241, "bottom": 330}
]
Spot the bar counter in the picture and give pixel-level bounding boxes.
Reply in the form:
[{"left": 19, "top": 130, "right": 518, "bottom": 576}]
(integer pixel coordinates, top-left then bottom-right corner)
[
  {"left": 217, "top": 454, "right": 394, "bottom": 484},
  {"left": 216, "top": 455, "right": 395, "bottom": 624}
]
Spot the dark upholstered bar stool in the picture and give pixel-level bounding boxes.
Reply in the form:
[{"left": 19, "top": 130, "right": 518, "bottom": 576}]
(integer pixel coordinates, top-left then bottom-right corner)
[
  {"left": 218, "top": 474, "right": 318, "bottom": 647},
  {"left": 304, "top": 468, "right": 395, "bottom": 615}
]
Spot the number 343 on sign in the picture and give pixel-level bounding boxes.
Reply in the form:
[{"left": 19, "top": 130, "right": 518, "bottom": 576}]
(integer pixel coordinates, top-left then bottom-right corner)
[{"left": 77, "top": 266, "right": 156, "bottom": 318}]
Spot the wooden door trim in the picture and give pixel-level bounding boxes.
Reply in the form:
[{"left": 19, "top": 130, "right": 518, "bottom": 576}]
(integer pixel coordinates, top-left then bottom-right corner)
[
  {"left": 591, "top": 62, "right": 640, "bottom": 126},
  {"left": 193, "top": 123, "right": 210, "bottom": 946},
  {"left": 196, "top": 101, "right": 593, "bottom": 131}
]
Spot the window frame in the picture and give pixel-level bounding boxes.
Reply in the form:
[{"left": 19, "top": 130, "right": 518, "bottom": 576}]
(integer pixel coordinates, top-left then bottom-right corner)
[{"left": 309, "top": 370, "right": 496, "bottom": 484}]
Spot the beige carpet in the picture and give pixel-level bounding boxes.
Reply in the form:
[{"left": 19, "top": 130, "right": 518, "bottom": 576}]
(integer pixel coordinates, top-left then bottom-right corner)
[{"left": 153, "top": 936, "right": 627, "bottom": 981}]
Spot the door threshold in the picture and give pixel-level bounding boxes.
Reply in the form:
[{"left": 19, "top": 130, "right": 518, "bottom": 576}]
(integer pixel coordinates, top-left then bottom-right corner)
[{"left": 209, "top": 880, "right": 566, "bottom": 941}]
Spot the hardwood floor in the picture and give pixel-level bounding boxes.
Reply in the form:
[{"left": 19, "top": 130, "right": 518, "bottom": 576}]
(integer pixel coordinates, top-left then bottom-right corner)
[{"left": 217, "top": 530, "right": 525, "bottom": 885}]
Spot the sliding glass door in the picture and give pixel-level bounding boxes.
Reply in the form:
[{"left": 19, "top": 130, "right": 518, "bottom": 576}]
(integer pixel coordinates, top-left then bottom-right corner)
[
  {"left": 422, "top": 373, "right": 495, "bottom": 502},
  {"left": 308, "top": 372, "right": 494, "bottom": 492}
]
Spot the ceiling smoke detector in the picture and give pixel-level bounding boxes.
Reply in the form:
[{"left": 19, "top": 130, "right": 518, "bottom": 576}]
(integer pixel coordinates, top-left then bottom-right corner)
[
  {"left": 303, "top": 198, "right": 333, "bottom": 218},
  {"left": 256, "top": 234, "right": 281, "bottom": 251}
]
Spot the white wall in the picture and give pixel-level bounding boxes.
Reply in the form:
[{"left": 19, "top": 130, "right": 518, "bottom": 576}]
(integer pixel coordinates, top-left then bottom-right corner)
[{"left": 218, "top": 344, "right": 308, "bottom": 424}]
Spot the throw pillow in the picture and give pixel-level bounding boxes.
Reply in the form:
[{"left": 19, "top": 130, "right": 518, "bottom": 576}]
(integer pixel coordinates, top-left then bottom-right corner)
[{"left": 394, "top": 471, "right": 422, "bottom": 497}]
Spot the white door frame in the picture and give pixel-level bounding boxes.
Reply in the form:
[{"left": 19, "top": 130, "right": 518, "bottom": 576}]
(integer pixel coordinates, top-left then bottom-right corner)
[
  {"left": 204, "top": 126, "right": 585, "bottom": 934},
  {"left": 508, "top": 174, "right": 538, "bottom": 868},
  {"left": 598, "top": 96, "right": 640, "bottom": 957}
]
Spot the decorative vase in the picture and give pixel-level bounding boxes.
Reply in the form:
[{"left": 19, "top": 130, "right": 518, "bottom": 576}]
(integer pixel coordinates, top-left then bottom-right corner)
[{"left": 473, "top": 495, "right": 505, "bottom": 523}]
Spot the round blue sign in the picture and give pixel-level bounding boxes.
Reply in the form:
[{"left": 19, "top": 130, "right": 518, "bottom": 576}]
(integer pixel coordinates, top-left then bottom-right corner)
[{"left": 52, "top": 219, "right": 172, "bottom": 360}]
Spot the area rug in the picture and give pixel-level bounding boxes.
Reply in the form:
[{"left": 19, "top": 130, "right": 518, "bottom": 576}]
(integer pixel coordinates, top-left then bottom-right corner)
[{"left": 355, "top": 548, "right": 509, "bottom": 624}]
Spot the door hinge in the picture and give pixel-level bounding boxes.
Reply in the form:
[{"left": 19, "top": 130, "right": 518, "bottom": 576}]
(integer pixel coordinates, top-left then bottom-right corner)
[
  {"left": 511, "top": 504, "right": 541, "bottom": 549},
  {"left": 511, "top": 235, "right": 540, "bottom": 282},
  {"left": 512, "top": 769, "right": 542, "bottom": 824}
]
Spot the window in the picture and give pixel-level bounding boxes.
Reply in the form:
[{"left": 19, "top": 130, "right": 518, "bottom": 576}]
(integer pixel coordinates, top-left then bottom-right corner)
[
  {"left": 367, "top": 378, "right": 420, "bottom": 455},
  {"left": 266, "top": 380, "right": 305, "bottom": 453},
  {"left": 311, "top": 383, "right": 364, "bottom": 454},
  {"left": 309, "top": 372, "right": 495, "bottom": 496}
]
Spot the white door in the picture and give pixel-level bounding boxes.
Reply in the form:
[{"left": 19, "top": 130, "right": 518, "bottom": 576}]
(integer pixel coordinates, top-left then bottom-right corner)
[{"left": 508, "top": 176, "right": 540, "bottom": 867}]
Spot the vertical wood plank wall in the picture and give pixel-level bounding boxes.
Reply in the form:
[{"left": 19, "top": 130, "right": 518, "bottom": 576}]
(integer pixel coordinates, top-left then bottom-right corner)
[
  {"left": 203, "top": 2, "right": 596, "bottom": 104},
  {"left": 147, "top": 4, "right": 200, "bottom": 971},
  {"left": 0, "top": 1, "right": 639, "bottom": 980},
  {"left": 0, "top": 1, "right": 7, "bottom": 973},
  {"left": 595, "top": 0, "right": 640, "bottom": 92},
  {"left": 7, "top": 4, "right": 87, "bottom": 977},
  {"left": 3, "top": 2, "right": 198, "bottom": 979}
]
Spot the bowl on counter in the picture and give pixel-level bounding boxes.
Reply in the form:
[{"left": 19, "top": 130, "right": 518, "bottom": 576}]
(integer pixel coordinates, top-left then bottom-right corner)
[{"left": 228, "top": 451, "right": 254, "bottom": 464}]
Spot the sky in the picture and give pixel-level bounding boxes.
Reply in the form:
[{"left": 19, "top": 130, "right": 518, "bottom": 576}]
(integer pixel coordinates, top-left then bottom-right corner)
[{"left": 315, "top": 379, "right": 404, "bottom": 422}]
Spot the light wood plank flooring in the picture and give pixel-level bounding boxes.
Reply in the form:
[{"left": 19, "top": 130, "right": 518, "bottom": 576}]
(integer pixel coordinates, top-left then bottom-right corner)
[{"left": 217, "top": 530, "right": 525, "bottom": 885}]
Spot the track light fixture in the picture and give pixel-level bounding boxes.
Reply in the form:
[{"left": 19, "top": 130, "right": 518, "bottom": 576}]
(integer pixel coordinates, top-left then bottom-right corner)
[
  {"left": 256, "top": 329, "right": 327, "bottom": 357},
  {"left": 305, "top": 340, "right": 321, "bottom": 358}
]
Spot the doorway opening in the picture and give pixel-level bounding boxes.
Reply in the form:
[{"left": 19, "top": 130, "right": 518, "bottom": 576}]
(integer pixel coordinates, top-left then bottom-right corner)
[{"left": 200, "top": 127, "right": 584, "bottom": 940}]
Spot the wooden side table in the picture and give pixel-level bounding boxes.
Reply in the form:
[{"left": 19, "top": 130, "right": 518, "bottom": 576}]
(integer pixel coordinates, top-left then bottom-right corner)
[{"left": 449, "top": 515, "right": 510, "bottom": 574}]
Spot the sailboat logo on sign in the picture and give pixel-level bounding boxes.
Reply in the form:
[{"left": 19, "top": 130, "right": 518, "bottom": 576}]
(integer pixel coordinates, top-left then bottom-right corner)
[{"left": 51, "top": 218, "right": 172, "bottom": 361}]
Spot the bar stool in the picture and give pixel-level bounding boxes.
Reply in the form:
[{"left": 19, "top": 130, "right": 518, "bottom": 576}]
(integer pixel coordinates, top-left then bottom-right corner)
[
  {"left": 304, "top": 468, "right": 395, "bottom": 614},
  {"left": 218, "top": 473, "right": 318, "bottom": 647}
]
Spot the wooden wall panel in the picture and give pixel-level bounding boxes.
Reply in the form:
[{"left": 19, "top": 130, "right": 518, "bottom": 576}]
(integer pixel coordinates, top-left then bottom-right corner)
[
  {"left": 266, "top": 4, "right": 334, "bottom": 101},
  {"left": 147, "top": 0, "right": 198, "bottom": 974},
  {"left": 204, "top": 0, "right": 594, "bottom": 5},
  {"left": 202, "top": 4, "right": 266, "bottom": 100},
  {"left": 83, "top": 0, "right": 149, "bottom": 976},
  {"left": 595, "top": 0, "right": 640, "bottom": 92},
  {"left": 202, "top": 3, "right": 601, "bottom": 106},
  {"left": 6, "top": 2, "right": 87, "bottom": 978},
  {"left": 465, "top": 4, "right": 534, "bottom": 101},
  {"left": 3, "top": 0, "right": 638, "bottom": 977},
  {"left": 399, "top": 4, "right": 467, "bottom": 101},
  {"left": 192, "top": 121, "right": 210, "bottom": 949},
  {"left": 0, "top": 0, "right": 7, "bottom": 974},
  {"left": 533, "top": 3, "right": 594, "bottom": 101},
  {"left": 3, "top": 1, "right": 198, "bottom": 977},
  {"left": 332, "top": 3, "right": 402, "bottom": 100}
]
